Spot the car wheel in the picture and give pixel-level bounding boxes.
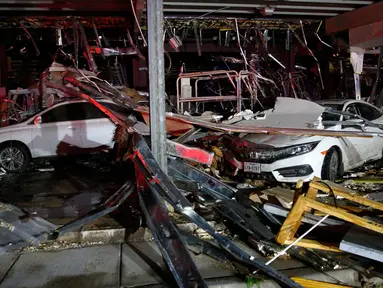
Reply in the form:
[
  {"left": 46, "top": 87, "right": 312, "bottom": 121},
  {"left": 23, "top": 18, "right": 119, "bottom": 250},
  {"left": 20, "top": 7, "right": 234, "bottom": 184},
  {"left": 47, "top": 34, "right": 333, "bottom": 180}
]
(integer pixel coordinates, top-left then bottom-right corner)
[
  {"left": 0, "top": 143, "right": 30, "bottom": 173},
  {"left": 321, "top": 148, "right": 340, "bottom": 182}
]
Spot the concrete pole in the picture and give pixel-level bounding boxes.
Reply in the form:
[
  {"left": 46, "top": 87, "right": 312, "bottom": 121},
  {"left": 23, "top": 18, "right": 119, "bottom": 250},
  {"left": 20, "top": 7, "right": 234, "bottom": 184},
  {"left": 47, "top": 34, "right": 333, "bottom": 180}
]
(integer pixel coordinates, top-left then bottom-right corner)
[{"left": 147, "top": 0, "right": 167, "bottom": 173}]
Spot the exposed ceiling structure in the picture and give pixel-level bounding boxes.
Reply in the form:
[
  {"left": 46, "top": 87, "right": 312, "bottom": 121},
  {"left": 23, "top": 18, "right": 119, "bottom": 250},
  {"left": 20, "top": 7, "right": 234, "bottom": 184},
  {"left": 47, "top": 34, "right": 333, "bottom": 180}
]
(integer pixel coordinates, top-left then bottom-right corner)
[
  {"left": 160, "top": 0, "right": 378, "bottom": 20},
  {"left": 0, "top": 0, "right": 376, "bottom": 19},
  {"left": 0, "top": 0, "right": 377, "bottom": 29}
]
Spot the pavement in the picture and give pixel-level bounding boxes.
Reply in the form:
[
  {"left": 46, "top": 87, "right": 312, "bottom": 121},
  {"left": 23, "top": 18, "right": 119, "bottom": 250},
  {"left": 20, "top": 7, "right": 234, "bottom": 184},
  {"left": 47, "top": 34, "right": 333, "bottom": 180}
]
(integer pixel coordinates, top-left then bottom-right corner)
[{"left": 0, "top": 238, "right": 362, "bottom": 288}]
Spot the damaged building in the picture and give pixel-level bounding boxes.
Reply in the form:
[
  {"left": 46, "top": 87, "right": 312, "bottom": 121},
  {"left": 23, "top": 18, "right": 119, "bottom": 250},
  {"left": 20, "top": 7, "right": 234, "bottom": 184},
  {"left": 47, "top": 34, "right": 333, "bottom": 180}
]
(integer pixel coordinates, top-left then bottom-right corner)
[{"left": 1, "top": 1, "right": 383, "bottom": 288}]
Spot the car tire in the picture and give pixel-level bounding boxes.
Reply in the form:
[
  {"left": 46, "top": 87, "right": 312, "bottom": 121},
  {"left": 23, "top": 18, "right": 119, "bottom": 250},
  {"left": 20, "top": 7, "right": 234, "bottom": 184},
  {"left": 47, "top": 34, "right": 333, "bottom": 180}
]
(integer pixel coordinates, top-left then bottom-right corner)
[
  {"left": 321, "top": 147, "right": 340, "bottom": 182},
  {"left": 0, "top": 143, "right": 30, "bottom": 173}
]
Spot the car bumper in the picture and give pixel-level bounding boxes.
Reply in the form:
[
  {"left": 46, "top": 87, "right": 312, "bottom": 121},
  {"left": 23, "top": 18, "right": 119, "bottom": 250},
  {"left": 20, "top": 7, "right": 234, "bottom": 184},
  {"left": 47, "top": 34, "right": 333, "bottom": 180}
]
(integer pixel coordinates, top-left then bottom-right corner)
[{"left": 243, "top": 150, "right": 326, "bottom": 183}]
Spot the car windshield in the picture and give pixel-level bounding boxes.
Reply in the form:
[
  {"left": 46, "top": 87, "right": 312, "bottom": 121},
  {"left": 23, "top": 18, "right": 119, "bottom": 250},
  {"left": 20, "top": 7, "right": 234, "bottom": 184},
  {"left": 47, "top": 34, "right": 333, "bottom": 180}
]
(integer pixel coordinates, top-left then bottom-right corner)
[{"left": 319, "top": 104, "right": 343, "bottom": 122}]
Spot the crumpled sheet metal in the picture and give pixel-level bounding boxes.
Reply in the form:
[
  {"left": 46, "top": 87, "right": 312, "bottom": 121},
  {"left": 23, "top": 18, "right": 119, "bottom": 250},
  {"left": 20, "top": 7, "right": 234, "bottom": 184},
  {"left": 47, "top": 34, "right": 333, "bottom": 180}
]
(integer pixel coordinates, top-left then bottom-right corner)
[
  {"left": 131, "top": 133, "right": 302, "bottom": 288},
  {"left": 0, "top": 202, "right": 57, "bottom": 254}
]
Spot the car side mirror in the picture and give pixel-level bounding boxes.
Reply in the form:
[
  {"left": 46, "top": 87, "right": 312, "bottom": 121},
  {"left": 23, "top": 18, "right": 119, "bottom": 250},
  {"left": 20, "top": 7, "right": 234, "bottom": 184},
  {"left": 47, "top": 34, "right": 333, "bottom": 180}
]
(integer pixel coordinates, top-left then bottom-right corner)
[{"left": 33, "top": 115, "right": 42, "bottom": 125}]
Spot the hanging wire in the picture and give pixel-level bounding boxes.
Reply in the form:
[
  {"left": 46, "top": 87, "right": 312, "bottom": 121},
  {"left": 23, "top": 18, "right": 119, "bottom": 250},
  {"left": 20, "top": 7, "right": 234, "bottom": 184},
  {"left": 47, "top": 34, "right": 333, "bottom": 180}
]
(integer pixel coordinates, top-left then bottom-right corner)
[{"left": 129, "top": 0, "right": 147, "bottom": 47}]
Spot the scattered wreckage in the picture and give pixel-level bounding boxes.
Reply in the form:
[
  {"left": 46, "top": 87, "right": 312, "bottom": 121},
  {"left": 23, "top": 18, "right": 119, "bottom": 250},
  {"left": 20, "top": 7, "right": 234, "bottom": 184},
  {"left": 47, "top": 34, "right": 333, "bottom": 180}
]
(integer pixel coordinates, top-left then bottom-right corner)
[
  {"left": 1, "top": 19, "right": 383, "bottom": 286},
  {"left": 1, "top": 65, "right": 383, "bottom": 287}
]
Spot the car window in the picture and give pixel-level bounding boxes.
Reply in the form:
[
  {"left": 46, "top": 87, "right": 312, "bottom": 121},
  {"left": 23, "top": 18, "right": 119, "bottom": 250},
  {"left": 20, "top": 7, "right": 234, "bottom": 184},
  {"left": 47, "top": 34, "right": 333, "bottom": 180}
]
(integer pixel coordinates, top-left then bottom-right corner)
[
  {"left": 41, "top": 105, "right": 72, "bottom": 123},
  {"left": 355, "top": 103, "right": 382, "bottom": 121},
  {"left": 41, "top": 103, "right": 105, "bottom": 123},
  {"left": 82, "top": 102, "right": 107, "bottom": 119}
]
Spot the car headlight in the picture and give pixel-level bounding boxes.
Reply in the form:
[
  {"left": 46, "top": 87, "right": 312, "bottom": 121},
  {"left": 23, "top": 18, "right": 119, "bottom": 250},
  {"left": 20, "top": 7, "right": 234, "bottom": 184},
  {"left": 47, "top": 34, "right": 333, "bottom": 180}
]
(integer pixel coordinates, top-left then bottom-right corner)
[
  {"left": 248, "top": 141, "right": 320, "bottom": 163},
  {"left": 280, "top": 142, "right": 319, "bottom": 157}
]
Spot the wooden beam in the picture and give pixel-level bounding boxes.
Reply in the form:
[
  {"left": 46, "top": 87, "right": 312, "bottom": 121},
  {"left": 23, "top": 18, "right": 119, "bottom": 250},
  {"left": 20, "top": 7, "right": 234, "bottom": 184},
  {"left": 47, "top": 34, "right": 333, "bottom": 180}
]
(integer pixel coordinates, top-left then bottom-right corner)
[
  {"left": 276, "top": 196, "right": 306, "bottom": 245},
  {"left": 326, "top": 1, "right": 383, "bottom": 34},
  {"left": 277, "top": 179, "right": 383, "bottom": 252},
  {"left": 284, "top": 239, "right": 342, "bottom": 252},
  {"left": 310, "top": 180, "right": 383, "bottom": 211},
  {"left": 349, "top": 19, "right": 383, "bottom": 49},
  {"left": 305, "top": 197, "right": 383, "bottom": 234}
]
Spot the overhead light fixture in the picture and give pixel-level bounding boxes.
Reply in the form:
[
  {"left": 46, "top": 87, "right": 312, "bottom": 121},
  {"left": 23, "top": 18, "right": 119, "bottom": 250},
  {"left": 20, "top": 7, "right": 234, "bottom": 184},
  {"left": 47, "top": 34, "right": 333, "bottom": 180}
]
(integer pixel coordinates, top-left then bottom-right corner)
[{"left": 261, "top": 6, "right": 275, "bottom": 16}]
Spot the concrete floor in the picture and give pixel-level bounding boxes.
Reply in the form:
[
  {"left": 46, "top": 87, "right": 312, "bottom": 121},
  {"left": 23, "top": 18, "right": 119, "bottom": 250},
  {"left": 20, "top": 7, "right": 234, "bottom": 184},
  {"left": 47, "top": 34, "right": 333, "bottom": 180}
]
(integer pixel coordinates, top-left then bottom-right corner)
[
  {"left": 0, "top": 156, "right": 366, "bottom": 287},
  {"left": 0, "top": 240, "right": 362, "bottom": 288}
]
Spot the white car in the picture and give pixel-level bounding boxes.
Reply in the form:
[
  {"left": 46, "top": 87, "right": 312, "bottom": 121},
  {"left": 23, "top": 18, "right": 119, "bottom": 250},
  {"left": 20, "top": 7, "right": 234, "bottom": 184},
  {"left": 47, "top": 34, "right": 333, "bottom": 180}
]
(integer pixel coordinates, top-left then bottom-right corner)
[
  {"left": 0, "top": 99, "right": 133, "bottom": 172},
  {"left": 238, "top": 99, "right": 383, "bottom": 183}
]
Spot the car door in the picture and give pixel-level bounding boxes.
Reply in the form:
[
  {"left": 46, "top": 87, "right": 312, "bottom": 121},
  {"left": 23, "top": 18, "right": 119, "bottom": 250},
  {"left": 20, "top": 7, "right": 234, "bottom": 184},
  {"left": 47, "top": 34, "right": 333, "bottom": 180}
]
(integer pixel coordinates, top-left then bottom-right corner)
[
  {"left": 340, "top": 103, "right": 373, "bottom": 167},
  {"left": 354, "top": 102, "right": 383, "bottom": 159},
  {"left": 80, "top": 102, "right": 115, "bottom": 151},
  {"left": 30, "top": 103, "right": 84, "bottom": 157}
]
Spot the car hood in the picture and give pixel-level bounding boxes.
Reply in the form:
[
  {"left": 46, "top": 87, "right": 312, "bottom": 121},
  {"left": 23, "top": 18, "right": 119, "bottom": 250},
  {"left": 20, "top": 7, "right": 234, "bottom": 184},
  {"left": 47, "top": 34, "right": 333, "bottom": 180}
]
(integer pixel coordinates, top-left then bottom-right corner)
[{"left": 242, "top": 134, "right": 325, "bottom": 148}]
